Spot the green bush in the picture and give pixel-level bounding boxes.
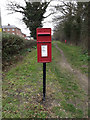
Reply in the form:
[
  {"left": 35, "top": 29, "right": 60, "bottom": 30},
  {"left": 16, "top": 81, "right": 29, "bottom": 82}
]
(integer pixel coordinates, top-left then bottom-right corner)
[
  {"left": 23, "top": 39, "right": 37, "bottom": 49},
  {"left": 2, "top": 32, "right": 36, "bottom": 61},
  {"left": 2, "top": 33, "right": 24, "bottom": 60}
]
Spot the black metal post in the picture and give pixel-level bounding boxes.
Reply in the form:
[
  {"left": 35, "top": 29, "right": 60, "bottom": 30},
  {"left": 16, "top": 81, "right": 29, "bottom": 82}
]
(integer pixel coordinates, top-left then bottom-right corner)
[{"left": 43, "top": 63, "right": 46, "bottom": 101}]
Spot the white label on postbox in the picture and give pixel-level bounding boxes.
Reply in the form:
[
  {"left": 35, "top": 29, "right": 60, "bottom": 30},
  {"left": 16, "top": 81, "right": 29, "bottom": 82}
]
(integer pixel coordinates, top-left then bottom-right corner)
[{"left": 41, "top": 45, "right": 48, "bottom": 57}]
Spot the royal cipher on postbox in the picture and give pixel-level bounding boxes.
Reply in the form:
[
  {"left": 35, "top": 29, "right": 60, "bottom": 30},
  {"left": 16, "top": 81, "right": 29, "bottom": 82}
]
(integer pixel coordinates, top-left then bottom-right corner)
[{"left": 36, "top": 28, "right": 52, "bottom": 63}]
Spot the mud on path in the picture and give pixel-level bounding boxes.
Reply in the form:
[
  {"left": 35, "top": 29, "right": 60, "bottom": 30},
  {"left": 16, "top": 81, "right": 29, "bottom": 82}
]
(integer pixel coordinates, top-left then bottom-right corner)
[{"left": 54, "top": 43, "right": 88, "bottom": 94}]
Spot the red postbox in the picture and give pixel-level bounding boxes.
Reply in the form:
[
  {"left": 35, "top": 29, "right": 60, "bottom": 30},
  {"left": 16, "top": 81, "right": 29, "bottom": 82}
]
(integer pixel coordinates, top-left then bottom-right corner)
[{"left": 37, "top": 28, "right": 52, "bottom": 63}]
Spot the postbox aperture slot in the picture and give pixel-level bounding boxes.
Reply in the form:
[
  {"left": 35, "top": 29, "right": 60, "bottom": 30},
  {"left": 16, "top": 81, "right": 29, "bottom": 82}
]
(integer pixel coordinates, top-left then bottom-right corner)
[{"left": 38, "top": 34, "right": 50, "bottom": 36}]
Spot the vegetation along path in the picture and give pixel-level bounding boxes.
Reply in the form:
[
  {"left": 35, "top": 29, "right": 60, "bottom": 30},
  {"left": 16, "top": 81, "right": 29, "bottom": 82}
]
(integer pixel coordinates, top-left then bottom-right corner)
[
  {"left": 2, "top": 41, "right": 88, "bottom": 118},
  {"left": 54, "top": 43, "right": 88, "bottom": 93}
]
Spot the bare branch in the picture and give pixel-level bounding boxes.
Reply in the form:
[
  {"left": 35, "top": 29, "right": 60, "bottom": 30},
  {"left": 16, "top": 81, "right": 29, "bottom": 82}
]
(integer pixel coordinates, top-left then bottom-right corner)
[
  {"left": 7, "top": 1, "right": 25, "bottom": 14},
  {"left": 44, "top": 11, "right": 56, "bottom": 18}
]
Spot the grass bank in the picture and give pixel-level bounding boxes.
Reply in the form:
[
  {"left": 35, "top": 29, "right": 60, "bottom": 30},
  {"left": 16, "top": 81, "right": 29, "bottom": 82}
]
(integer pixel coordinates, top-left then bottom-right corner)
[
  {"left": 2, "top": 32, "right": 36, "bottom": 70},
  {"left": 2, "top": 41, "right": 88, "bottom": 118},
  {"left": 54, "top": 41, "right": 89, "bottom": 75}
]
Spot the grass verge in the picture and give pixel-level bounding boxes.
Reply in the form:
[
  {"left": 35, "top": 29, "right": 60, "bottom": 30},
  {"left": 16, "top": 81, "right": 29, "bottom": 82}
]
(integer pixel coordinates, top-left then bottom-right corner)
[
  {"left": 2, "top": 42, "right": 88, "bottom": 118},
  {"left": 53, "top": 41, "right": 89, "bottom": 75}
]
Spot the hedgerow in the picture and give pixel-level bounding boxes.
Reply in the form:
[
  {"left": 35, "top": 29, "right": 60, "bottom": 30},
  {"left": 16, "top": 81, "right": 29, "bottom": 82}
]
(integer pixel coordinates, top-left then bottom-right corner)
[{"left": 2, "top": 32, "right": 36, "bottom": 66}]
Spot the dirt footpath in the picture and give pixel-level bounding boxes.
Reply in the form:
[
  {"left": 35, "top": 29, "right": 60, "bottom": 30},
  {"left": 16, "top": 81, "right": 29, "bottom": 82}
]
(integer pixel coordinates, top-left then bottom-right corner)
[{"left": 54, "top": 43, "right": 88, "bottom": 94}]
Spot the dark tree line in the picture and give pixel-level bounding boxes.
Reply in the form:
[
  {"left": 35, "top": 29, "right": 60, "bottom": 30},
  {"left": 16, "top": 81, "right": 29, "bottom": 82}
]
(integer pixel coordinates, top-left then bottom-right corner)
[{"left": 53, "top": 1, "right": 90, "bottom": 50}]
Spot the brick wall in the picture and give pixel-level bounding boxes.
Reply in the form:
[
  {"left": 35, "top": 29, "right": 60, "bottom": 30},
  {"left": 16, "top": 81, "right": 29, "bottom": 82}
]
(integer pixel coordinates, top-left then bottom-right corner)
[{"left": 2, "top": 24, "right": 26, "bottom": 39}]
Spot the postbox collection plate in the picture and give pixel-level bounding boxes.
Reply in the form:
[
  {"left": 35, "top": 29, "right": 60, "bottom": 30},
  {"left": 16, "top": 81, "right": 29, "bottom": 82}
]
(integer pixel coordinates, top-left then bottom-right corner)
[
  {"left": 41, "top": 45, "right": 48, "bottom": 57},
  {"left": 37, "top": 28, "right": 52, "bottom": 63}
]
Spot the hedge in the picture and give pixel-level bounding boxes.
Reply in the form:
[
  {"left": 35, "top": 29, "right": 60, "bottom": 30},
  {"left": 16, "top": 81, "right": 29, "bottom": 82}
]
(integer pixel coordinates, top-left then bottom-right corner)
[{"left": 2, "top": 32, "right": 36, "bottom": 61}]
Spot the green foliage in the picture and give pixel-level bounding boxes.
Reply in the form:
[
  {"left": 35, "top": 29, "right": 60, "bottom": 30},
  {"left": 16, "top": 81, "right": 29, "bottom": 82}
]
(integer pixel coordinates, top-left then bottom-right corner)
[
  {"left": 2, "top": 41, "right": 88, "bottom": 118},
  {"left": 2, "top": 32, "right": 25, "bottom": 60},
  {"left": 26, "top": 48, "right": 31, "bottom": 52},
  {"left": 23, "top": 2, "right": 49, "bottom": 39},
  {"left": 60, "top": 101, "right": 83, "bottom": 118},
  {"left": 52, "top": 106, "right": 68, "bottom": 118},
  {"left": 24, "top": 40, "right": 37, "bottom": 49},
  {"left": 2, "top": 32, "right": 36, "bottom": 63},
  {"left": 7, "top": 1, "right": 50, "bottom": 39},
  {"left": 61, "top": 101, "right": 76, "bottom": 113},
  {"left": 2, "top": 49, "right": 47, "bottom": 118},
  {"left": 53, "top": 2, "right": 89, "bottom": 49},
  {"left": 56, "top": 41, "right": 88, "bottom": 75}
]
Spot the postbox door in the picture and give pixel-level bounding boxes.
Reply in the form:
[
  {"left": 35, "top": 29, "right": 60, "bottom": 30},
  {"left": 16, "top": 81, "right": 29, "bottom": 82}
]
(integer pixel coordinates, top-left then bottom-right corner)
[{"left": 37, "top": 43, "right": 51, "bottom": 63}]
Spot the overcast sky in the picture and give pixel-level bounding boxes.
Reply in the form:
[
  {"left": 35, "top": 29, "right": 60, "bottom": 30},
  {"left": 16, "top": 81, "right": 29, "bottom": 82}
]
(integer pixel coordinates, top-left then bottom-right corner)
[{"left": 0, "top": 0, "right": 59, "bottom": 36}]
